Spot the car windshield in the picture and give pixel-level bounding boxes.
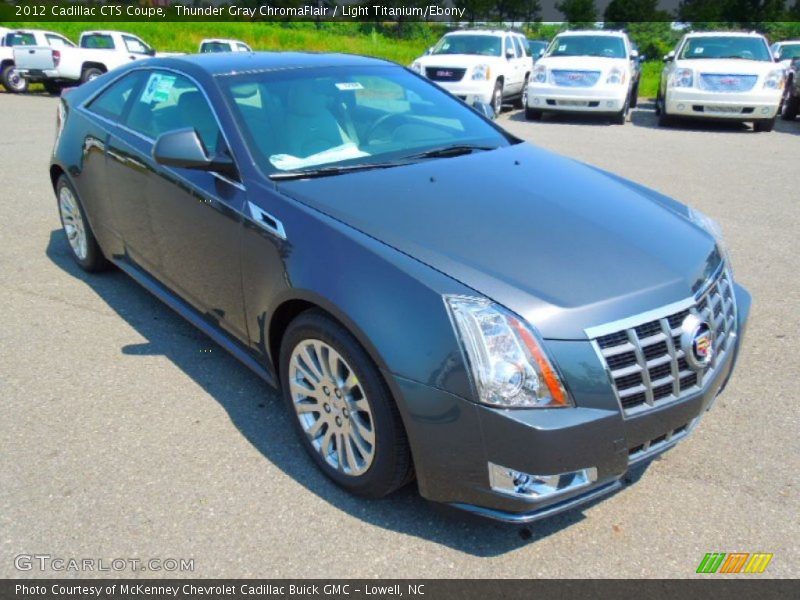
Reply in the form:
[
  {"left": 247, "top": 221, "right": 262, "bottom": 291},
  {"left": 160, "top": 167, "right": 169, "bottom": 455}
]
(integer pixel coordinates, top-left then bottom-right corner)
[
  {"left": 679, "top": 36, "right": 771, "bottom": 61},
  {"left": 201, "top": 41, "right": 232, "bottom": 53},
  {"left": 528, "top": 40, "right": 548, "bottom": 55},
  {"left": 548, "top": 35, "right": 626, "bottom": 59},
  {"left": 431, "top": 35, "right": 502, "bottom": 57},
  {"left": 220, "top": 65, "right": 510, "bottom": 176},
  {"left": 778, "top": 43, "right": 800, "bottom": 60}
]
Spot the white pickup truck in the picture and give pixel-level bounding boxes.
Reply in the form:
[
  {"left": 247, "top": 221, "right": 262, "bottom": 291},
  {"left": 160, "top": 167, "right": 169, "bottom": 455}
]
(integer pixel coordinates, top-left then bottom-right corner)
[
  {"left": 14, "top": 30, "right": 162, "bottom": 94},
  {"left": 1, "top": 28, "right": 75, "bottom": 93}
]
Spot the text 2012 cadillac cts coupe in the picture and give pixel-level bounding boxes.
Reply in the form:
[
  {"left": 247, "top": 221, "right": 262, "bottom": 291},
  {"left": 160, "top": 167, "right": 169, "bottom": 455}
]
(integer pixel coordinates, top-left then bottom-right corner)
[{"left": 51, "top": 52, "right": 750, "bottom": 522}]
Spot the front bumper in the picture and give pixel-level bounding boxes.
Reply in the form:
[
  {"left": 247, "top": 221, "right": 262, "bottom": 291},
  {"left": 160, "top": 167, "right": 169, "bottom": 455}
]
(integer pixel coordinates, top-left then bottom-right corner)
[
  {"left": 527, "top": 82, "right": 629, "bottom": 113},
  {"left": 427, "top": 78, "right": 495, "bottom": 105},
  {"left": 665, "top": 87, "right": 782, "bottom": 120},
  {"left": 387, "top": 283, "right": 751, "bottom": 523}
]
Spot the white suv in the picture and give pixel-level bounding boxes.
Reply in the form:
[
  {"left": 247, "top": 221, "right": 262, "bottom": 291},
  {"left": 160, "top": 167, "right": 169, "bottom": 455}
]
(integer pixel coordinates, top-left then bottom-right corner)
[
  {"left": 657, "top": 32, "right": 784, "bottom": 132},
  {"left": 526, "top": 30, "right": 639, "bottom": 124},
  {"left": 410, "top": 30, "right": 531, "bottom": 115}
]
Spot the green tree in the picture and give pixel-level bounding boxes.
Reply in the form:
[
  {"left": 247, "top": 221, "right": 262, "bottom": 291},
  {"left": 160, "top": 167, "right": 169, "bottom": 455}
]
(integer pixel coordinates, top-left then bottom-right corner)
[
  {"left": 556, "top": 0, "right": 598, "bottom": 25},
  {"left": 604, "top": 0, "right": 671, "bottom": 22},
  {"left": 453, "top": 0, "right": 495, "bottom": 23}
]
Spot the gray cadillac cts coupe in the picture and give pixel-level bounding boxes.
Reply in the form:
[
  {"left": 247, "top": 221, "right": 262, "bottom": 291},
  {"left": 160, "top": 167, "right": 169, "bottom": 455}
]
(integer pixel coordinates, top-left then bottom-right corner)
[{"left": 52, "top": 53, "right": 750, "bottom": 522}]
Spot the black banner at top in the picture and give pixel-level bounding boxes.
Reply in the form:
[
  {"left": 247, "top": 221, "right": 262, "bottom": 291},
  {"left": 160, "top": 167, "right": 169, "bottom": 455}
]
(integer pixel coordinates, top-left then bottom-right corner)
[{"left": 2, "top": 0, "right": 799, "bottom": 23}]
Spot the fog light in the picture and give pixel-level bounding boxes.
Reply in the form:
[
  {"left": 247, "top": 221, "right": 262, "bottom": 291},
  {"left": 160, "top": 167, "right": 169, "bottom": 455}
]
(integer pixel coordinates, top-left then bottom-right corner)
[
  {"left": 489, "top": 463, "right": 597, "bottom": 500},
  {"left": 533, "top": 97, "right": 540, "bottom": 105},
  {"left": 677, "top": 103, "right": 685, "bottom": 111},
  {"left": 761, "top": 107, "right": 770, "bottom": 114},
  {"left": 606, "top": 100, "right": 614, "bottom": 108}
]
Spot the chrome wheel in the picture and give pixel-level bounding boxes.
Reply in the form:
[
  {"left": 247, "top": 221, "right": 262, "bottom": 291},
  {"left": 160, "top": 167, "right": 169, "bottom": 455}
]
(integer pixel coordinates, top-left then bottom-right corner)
[
  {"left": 289, "top": 339, "right": 375, "bottom": 476},
  {"left": 7, "top": 68, "right": 25, "bottom": 92},
  {"left": 59, "top": 185, "right": 88, "bottom": 260}
]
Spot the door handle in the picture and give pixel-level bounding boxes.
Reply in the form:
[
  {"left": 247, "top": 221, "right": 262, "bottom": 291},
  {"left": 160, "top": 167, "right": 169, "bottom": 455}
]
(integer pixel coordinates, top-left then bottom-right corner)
[{"left": 247, "top": 201, "right": 286, "bottom": 240}]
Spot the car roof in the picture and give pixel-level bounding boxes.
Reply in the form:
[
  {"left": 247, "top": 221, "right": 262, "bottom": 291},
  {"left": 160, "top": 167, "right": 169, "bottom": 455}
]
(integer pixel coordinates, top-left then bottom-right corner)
[
  {"left": 201, "top": 38, "right": 247, "bottom": 45},
  {"left": 446, "top": 30, "right": 523, "bottom": 37},
  {"left": 148, "top": 51, "right": 395, "bottom": 75},
  {"left": 685, "top": 31, "right": 766, "bottom": 38},
  {"left": 557, "top": 30, "right": 627, "bottom": 38},
  {"left": 81, "top": 30, "right": 135, "bottom": 36}
]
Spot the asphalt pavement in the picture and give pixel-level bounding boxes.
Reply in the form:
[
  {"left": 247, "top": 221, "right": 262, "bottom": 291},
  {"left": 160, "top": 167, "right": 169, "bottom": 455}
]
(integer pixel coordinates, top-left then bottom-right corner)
[{"left": 1, "top": 92, "right": 798, "bottom": 578}]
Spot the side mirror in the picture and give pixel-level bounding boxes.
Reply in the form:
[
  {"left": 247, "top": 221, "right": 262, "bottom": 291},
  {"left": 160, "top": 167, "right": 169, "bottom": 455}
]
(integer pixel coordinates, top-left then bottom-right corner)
[
  {"left": 153, "top": 128, "right": 237, "bottom": 179},
  {"left": 630, "top": 49, "right": 639, "bottom": 60},
  {"left": 472, "top": 100, "right": 496, "bottom": 120},
  {"left": 773, "top": 51, "right": 781, "bottom": 61},
  {"left": 426, "top": 46, "right": 433, "bottom": 55},
  {"left": 506, "top": 48, "right": 515, "bottom": 60},
  {"left": 664, "top": 50, "right": 675, "bottom": 62},
  {"left": 538, "top": 48, "right": 545, "bottom": 57},
  {"left": 145, "top": 47, "right": 156, "bottom": 57}
]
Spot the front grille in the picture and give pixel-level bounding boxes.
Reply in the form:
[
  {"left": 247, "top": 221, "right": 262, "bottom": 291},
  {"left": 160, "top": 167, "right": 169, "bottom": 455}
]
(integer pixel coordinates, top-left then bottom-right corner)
[
  {"left": 699, "top": 73, "right": 758, "bottom": 93},
  {"left": 593, "top": 268, "right": 737, "bottom": 416},
  {"left": 425, "top": 67, "right": 466, "bottom": 82},
  {"left": 551, "top": 70, "right": 601, "bottom": 88}
]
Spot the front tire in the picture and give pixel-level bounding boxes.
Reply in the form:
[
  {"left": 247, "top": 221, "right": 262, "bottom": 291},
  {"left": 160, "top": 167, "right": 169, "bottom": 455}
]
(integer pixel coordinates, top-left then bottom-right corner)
[
  {"left": 753, "top": 118, "right": 775, "bottom": 132},
  {"left": 491, "top": 79, "right": 503, "bottom": 116},
  {"left": 657, "top": 92, "right": 673, "bottom": 127},
  {"left": 629, "top": 80, "right": 640, "bottom": 109},
  {"left": 1, "top": 64, "right": 28, "bottom": 93},
  {"left": 781, "top": 93, "right": 799, "bottom": 121},
  {"left": 612, "top": 97, "right": 629, "bottom": 125},
  {"left": 525, "top": 107, "right": 543, "bottom": 120},
  {"left": 56, "top": 176, "right": 110, "bottom": 272},
  {"left": 279, "top": 310, "right": 413, "bottom": 498}
]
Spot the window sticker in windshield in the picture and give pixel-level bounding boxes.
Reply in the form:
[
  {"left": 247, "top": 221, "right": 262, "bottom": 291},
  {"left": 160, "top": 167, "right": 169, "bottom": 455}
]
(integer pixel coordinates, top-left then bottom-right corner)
[
  {"left": 140, "top": 73, "right": 176, "bottom": 104},
  {"left": 335, "top": 82, "right": 364, "bottom": 91},
  {"left": 558, "top": 44, "right": 567, "bottom": 51},
  {"left": 693, "top": 47, "right": 704, "bottom": 54}
]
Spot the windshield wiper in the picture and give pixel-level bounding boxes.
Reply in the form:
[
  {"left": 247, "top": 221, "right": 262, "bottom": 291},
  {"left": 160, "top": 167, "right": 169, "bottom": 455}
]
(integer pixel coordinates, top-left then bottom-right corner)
[
  {"left": 402, "top": 144, "right": 498, "bottom": 161},
  {"left": 270, "top": 162, "right": 399, "bottom": 181}
]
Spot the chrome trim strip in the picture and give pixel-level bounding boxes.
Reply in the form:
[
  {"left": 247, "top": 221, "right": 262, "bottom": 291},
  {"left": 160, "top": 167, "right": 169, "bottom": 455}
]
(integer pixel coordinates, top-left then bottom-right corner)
[{"left": 584, "top": 296, "right": 695, "bottom": 340}]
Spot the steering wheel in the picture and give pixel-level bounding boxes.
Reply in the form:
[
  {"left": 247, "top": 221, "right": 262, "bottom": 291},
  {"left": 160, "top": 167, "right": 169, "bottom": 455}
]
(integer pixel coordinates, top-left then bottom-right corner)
[{"left": 364, "top": 113, "right": 410, "bottom": 144}]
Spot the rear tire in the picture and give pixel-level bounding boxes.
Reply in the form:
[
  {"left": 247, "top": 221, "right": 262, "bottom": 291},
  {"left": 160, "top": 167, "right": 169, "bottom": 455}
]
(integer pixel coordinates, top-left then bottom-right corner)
[
  {"left": 80, "top": 67, "right": 104, "bottom": 85},
  {"left": 56, "top": 176, "right": 111, "bottom": 272},
  {"left": 1, "top": 64, "right": 28, "bottom": 93},
  {"left": 279, "top": 310, "right": 413, "bottom": 498},
  {"left": 753, "top": 118, "right": 775, "bottom": 132}
]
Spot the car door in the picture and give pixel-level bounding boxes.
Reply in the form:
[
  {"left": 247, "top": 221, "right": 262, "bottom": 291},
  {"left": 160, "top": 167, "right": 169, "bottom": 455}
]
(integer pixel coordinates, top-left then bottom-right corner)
[
  {"left": 512, "top": 36, "right": 529, "bottom": 87},
  {"left": 112, "top": 68, "right": 249, "bottom": 341}
]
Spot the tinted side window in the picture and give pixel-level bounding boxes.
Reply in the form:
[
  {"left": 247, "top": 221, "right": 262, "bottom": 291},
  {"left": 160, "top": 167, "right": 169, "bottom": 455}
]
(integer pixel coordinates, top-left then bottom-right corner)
[
  {"left": 512, "top": 37, "right": 524, "bottom": 57},
  {"left": 7, "top": 33, "right": 36, "bottom": 46},
  {"left": 123, "top": 35, "right": 149, "bottom": 54},
  {"left": 86, "top": 72, "right": 144, "bottom": 122},
  {"left": 124, "top": 71, "right": 220, "bottom": 153},
  {"left": 46, "top": 34, "right": 73, "bottom": 48},
  {"left": 81, "top": 34, "right": 115, "bottom": 49},
  {"left": 236, "top": 43, "right": 250, "bottom": 52}
]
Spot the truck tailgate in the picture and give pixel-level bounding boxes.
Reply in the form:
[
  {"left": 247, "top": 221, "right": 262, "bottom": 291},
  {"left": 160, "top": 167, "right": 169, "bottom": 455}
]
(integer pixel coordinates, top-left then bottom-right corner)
[{"left": 14, "top": 47, "right": 55, "bottom": 70}]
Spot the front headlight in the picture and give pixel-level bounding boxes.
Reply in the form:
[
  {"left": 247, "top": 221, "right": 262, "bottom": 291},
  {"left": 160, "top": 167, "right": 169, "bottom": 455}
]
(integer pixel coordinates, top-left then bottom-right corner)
[
  {"left": 669, "top": 68, "right": 694, "bottom": 88},
  {"left": 606, "top": 67, "right": 626, "bottom": 85},
  {"left": 688, "top": 207, "right": 733, "bottom": 273},
  {"left": 472, "top": 64, "right": 491, "bottom": 81},
  {"left": 763, "top": 69, "right": 785, "bottom": 90},
  {"left": 533, "top": 64, "right": 547, "bottom": 83},
  {"left": 445, "top": 296, "right": 572, "bottom": 409},
  {"left": 410, "top": 61, "right": 423, "bottom": 74}
]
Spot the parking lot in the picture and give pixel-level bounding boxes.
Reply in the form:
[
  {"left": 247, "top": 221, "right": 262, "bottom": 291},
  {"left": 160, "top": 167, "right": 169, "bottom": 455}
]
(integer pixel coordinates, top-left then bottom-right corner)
[{"left": 0, "top": 91, "right": 797, "bottom": 578}]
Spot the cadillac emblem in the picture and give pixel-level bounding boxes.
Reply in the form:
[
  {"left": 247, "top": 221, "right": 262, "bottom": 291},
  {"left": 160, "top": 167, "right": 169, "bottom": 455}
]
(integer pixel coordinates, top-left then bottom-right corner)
[{"left": 681, "top": 314, "right": 714, "bottom": 370}]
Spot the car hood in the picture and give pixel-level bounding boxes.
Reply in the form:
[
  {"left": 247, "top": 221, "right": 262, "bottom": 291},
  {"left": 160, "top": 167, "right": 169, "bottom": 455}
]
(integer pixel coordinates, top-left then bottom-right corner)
[
  {"left": 674, "top": 58, "right": 775, "bottom": 74},
  {"left": 277, "top": 143, "right": 720, "bottom": 340},
  {"left": 538, "top": 55, "right": 630, "bottom": 73}
]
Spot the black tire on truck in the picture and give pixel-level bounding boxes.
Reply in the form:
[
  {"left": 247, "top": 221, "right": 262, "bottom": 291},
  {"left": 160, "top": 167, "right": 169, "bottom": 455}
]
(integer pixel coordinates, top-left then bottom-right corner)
[
  {"left": 43, "top": 81, "right": 63, "bottom": 96},
  {"left": 80, "top": 67, "right": 104, "bottom": 85}
]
